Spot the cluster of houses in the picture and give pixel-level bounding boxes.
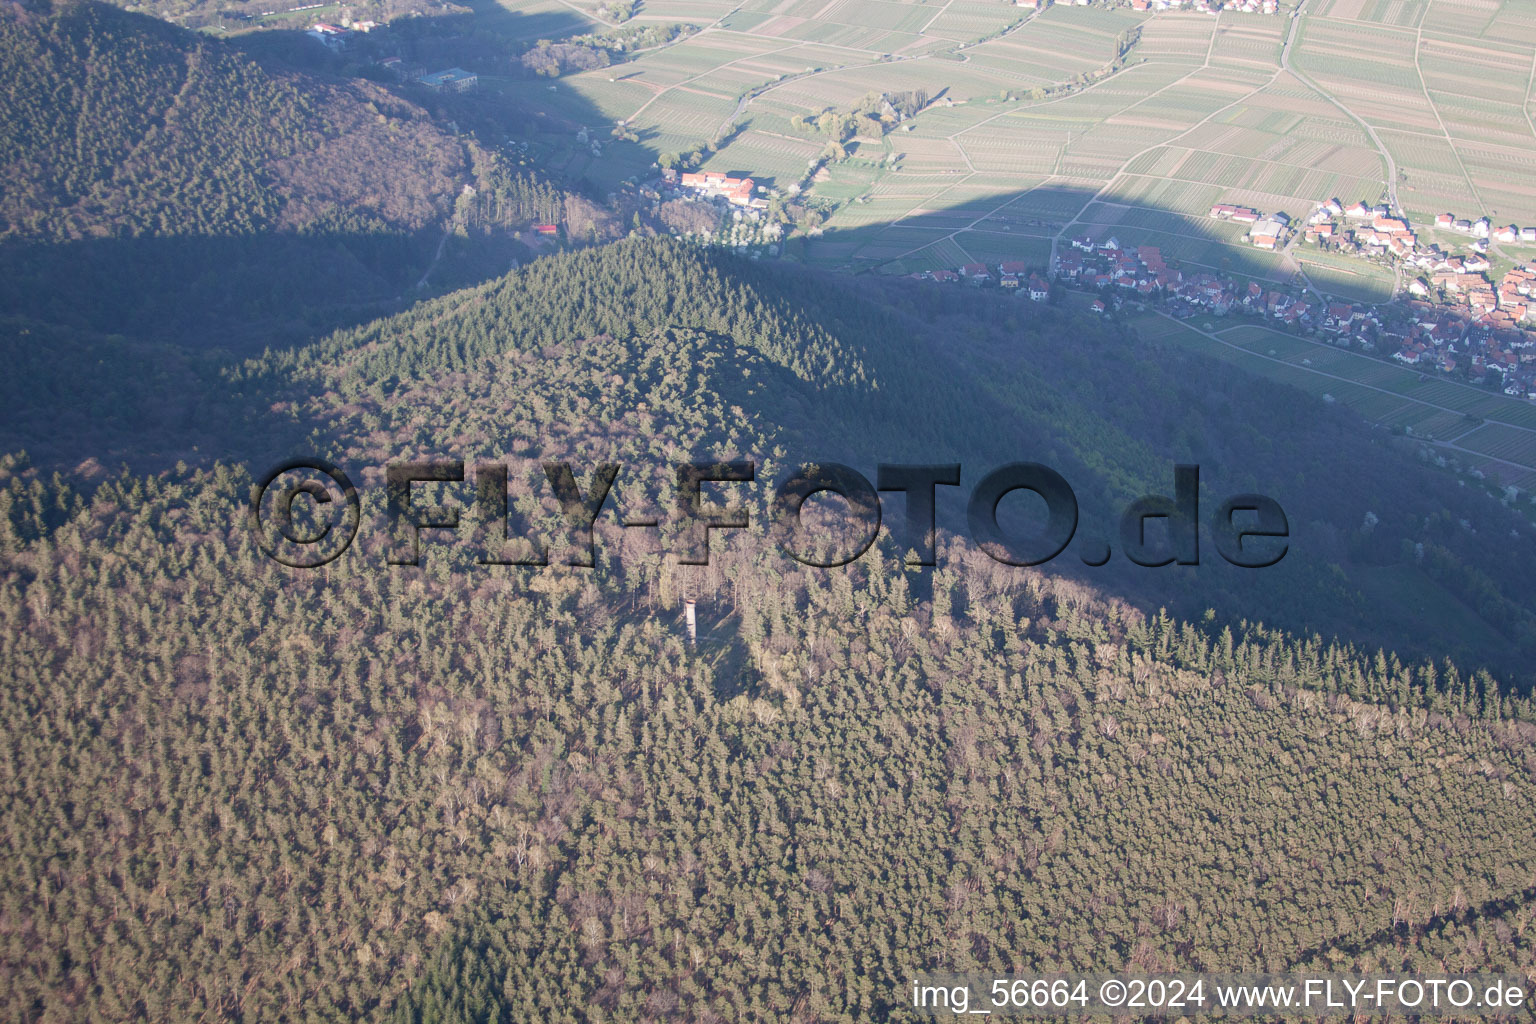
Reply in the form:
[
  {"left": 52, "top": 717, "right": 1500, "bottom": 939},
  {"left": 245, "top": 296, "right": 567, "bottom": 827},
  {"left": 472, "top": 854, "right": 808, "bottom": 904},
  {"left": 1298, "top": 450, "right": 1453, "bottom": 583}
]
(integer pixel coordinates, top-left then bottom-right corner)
[
  {"left": 899, "top": 227, "right": 1536, "bottom": 401},
  {"left": 1431, "top": 212, "right": 1536, "bottom": 245},
  {"left": 1298, "top": 199, "right": 1536, "bottom": 331},
  {"left": 1309, "top": 200, "right": 1418, "bottom": 255},
  {"left": 1311, "top": 199, "right": 1536, "bottom": 267},
  {"left": 305, "top": 20, "right": 379, "bottom": 51},
  {"left": 909, "top": 262, "right": 1054, "bottom": 298},
  {"left": 1436, "top": 213, "right": 1493, "bottom": 238},
  {"left": 1387, "top": 300, "right": 1536, "bottom": 399},
  {"left": 1209, "top": 203, "right": 1291, "bottom": 249},
  {"left": 1056, "top": 236, "right": 1319, "bottom": 320},
  {"left": 1332, "top": 205, "right": 1535, "bottom": 248},
  {"left": 660, "top": 170, "right": 770, "bottom": 210},
  {"left": 1411, "top": 262, "right": 1536, "bottom": 332}
]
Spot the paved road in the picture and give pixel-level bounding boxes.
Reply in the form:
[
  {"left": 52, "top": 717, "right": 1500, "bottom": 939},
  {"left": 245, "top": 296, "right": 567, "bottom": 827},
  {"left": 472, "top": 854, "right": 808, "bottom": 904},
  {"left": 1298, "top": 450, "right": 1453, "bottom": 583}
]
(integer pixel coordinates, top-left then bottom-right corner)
[{"left": 1280, "top": 1, "right": 1399, "bottom": 216}]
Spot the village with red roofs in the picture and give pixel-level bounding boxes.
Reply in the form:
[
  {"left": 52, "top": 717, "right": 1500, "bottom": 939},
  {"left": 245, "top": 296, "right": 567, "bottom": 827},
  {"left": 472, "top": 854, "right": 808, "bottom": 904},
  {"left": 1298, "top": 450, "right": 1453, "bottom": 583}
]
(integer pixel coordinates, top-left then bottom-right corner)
[
  {"left": 905, "top": 196, "right": 1536, "bottom": 402},
  {"left": 662, "top": 170, "right": 771, "bottom": 210}
]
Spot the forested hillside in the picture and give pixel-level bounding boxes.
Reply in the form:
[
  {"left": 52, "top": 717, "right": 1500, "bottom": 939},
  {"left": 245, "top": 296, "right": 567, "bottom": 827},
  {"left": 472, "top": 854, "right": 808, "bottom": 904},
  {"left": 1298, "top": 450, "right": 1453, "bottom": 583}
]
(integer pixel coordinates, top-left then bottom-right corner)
[
  {"left": 0, "top": 0, "right": 574, "bottom": 344},
  {"left": 233, "top": 237, "right": 1536, "bottom": 677},
  {"left": 3, "top": 237, "right": 1536, "bottom": 1021}
]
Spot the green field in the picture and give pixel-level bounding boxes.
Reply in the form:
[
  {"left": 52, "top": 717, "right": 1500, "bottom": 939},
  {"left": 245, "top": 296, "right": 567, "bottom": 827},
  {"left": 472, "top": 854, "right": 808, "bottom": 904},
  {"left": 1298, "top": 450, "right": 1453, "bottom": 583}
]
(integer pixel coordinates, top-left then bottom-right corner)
[
  {"left": 1134, "top": 314, "right": 1536, "bottom": 484},
  {"left": 1293, "top": 249, "right": 1396, "bottom": 302}
]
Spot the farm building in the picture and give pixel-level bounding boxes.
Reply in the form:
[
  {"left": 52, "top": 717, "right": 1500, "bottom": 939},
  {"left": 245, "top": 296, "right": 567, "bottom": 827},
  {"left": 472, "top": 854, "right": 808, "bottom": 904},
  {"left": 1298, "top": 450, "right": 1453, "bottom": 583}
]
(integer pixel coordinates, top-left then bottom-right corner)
[
  {"left": 307, "top": 23, "right": 350, "bottom": 50},
  {"left": 1208, "top": 204, "right": 1261, "bottom": 223},
  {"left": 679, "top": 172, "right": 763, "bottom": 207},
  {"left": 419, "top": 68, "right": 479, "bottom": 92},
  {"left": 1249, "top": 216, "right": 1286, "bottom": 249}
]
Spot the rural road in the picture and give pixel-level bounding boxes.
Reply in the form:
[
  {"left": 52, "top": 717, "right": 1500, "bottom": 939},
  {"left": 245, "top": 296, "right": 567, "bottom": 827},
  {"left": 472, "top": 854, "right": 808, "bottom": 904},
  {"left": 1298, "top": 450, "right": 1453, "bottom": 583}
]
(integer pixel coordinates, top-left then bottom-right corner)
[
  {"left": 1275, "top": 0, "right": 1405, "bottom": 295},
  {"left": 1280, "top": 0, "right": 1399, "bottom": 217},
  {"left": 415, "top": 183, "right": 474, "bottom": 292}
]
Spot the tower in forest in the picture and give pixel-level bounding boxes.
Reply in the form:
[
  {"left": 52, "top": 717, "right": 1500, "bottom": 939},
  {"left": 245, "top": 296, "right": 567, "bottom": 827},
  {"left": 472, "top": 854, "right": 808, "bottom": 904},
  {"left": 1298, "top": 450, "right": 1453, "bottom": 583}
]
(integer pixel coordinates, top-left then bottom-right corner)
[{"left": 681, "top": 564, "right": 699, "bottom": 647}]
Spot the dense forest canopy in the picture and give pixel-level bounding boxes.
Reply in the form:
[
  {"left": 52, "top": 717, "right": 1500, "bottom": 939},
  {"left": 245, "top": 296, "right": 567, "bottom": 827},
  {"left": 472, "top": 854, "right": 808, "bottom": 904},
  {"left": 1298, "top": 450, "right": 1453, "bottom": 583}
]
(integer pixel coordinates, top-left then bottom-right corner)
[
  {"left": 4, "top": 0, "right": 1536, "bottom": 1015},
  {"left": 0, "top": 0, "right": 467, "bottom": 241},
  {"left": 218, "top": 237, "right": 1536, "bottom": 678},
  {"left": 4, "top": 235, "right": 1536, "bottom": 1021},
  {"left": 0, "top": 0, "right": 585, "bottom": 344}
]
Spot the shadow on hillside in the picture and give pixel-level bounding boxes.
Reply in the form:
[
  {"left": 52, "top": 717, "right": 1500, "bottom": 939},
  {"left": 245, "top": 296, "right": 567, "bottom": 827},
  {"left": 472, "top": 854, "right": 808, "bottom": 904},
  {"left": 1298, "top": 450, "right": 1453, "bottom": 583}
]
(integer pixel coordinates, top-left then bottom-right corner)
[
  {"left": 225, "top": 4, "right": 662, "bottom": 194},
  {"left": 9, "top": 2, "right": 1536, "bottom": 684},
  {"left": 716, "top": 248, "right": 1536, "bottom": 683},
  {"left": 0, "top": 1, "right": 616, "bottom": 352},
  {"left": 226, "top": 3, "right": 596, "bottom": 74},
  {"left": 10, "top": 3, "right": 1333, "bottom": 353},
  {"left": 806, "top": 180, "right": 1305, "bottom": 284},
  {"left": 0, "top": 227, "right": 450, "bottom": 353}
]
